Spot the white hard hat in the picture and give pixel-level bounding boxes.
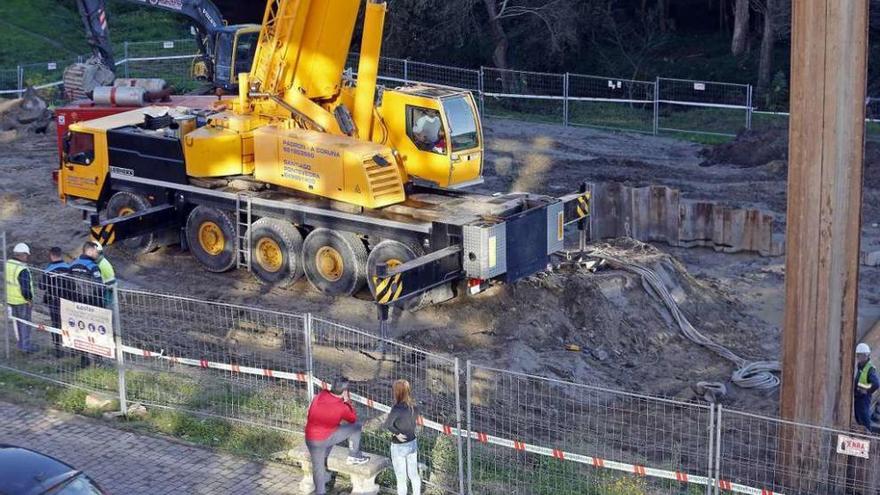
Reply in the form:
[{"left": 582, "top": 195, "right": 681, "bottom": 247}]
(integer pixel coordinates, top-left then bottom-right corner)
[
  {"left": 857, "top": 343, "right": 871, "bottom": 355},
  {"left": 12, "top": 243, "right": 30, "bottom": 255},
  {"left": 94, "top": 242, "right": 103, "bottom": 253}
]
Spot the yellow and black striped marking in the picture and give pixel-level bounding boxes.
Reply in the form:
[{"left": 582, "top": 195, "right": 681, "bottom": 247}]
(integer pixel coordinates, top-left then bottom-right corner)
[
  {"left": 90, "top": 224, "right": 116, "bottom": 247},
  {"left": 373, "top": 273, "right": 404, "bottom": 304},
  {"left": 576, "top": 193, "right": 591, "bottom": 219}
]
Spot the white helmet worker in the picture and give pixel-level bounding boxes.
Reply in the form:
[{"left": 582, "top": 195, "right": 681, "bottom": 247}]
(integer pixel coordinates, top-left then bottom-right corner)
[
  {"left": 856, "top": 343, "right": 871, "bottom": 355},
  {"left": 94, "top": 242, "right": 103, "bottom": 253},
  {"left": 12, "top": 243, "right": 30, "bottom": 255}
]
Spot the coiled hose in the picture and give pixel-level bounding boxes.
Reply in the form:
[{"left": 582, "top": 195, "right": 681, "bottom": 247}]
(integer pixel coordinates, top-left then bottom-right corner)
[{"left": 591, "top": 249, "right": 781, "bottom": 392}]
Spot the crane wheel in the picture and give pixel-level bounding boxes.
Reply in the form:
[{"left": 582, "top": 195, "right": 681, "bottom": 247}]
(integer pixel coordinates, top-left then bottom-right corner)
[
  {"left": 106, "top": 191, "right": 158, "bottom": 255},
  {"left": 367, "top": 240, "right": 425, "bottom": 310},
  {"left": 249, "top": 218, "right": 304, "bottom": 287},
  {"left": 302, "top": 228, "right": 368, "bottom": 296},
  {"left": 185, "top": 206, "right": 237, "bottom": 273}
]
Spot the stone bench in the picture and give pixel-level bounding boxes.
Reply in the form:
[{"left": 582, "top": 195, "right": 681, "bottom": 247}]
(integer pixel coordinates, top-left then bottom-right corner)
[{"left": 286, "top": 444, "right": 390, "bottom": 495}]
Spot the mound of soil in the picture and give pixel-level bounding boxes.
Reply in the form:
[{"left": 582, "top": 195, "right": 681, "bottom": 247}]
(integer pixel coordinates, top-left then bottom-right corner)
[
  {"left": 699, "top": 128, "right": 788, "bottom": 168},
  {"left": 401, "top": 239, "right": 779, "bottom": 411}
]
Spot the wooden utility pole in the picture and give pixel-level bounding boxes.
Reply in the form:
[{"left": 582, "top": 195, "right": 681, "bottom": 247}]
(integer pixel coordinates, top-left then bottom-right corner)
[{"left": 781, "top": 0, "right": 869, "bottom": 489}]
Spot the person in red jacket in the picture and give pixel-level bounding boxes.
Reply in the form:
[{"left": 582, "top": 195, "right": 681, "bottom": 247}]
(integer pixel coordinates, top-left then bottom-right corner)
[{"left": 305, "top": 378, "right": 369, "bottom": 494}]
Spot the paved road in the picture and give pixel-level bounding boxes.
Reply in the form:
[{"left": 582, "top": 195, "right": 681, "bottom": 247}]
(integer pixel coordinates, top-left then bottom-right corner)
[{"left": 0, "top": 401, "right": 303, "bottom": 494}]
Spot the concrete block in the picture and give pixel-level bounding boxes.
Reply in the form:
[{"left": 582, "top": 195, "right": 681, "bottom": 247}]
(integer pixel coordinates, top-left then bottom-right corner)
[{"left": 85, "top": 393, "right": 119, "bottom": 413}]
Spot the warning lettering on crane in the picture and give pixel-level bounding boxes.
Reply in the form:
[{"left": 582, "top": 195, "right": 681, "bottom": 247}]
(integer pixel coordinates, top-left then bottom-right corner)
[
  {"left": 836, "top": 434, "right": 870, "bottom": 459},
  {"left": 60, "top": 299, "right": 116, "bottom": 359}
]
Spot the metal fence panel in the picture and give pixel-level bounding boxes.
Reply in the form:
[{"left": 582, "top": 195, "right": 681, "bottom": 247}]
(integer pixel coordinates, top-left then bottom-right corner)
[
  {"left": 657, "top": 78, "right": 751, "bottom": 137},
  {"left": 717, "top": 408, "right": 880, "bottom": 494},
  {"left": 467, "top": 364, "right": 714, "bottom": 495},
  {"left": 20, "top": 59, "right": 78, "bottom": 106},
  {"left": 0, "top": 265, "right": 119, "bottom": 395},
  {"left": 310, "top": 316, "right": 463, "bottom": 494},
  {"left": 405, "top": 61, "right": 480, "bottom": 91},
  {"left": 121, "top": 39, "right": 201, "bottom": 92},
  {"left": 116, "top": 289, "right": 309, "bottom": 432},
  {"left": 567, "top": 74, "right": 656, "bottom": 133},
  {"left": 481, "top": 67, "right": 565, "bottom": 124}
]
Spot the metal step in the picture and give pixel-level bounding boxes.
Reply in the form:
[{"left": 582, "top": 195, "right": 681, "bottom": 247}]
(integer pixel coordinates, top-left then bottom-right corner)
[{"left": 235, "top": 195, "right": 252, "bottom": 271}]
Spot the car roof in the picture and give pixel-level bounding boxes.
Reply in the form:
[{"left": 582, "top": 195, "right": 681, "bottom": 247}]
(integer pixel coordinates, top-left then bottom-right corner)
[{"left": 0, "top": 445, "right": 79, "bottom": 495}]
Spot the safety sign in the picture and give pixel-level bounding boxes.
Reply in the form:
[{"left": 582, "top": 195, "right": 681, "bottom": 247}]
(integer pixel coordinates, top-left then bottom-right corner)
[
  {"left": 60, "top": 299, "right": 116, "bottom": 359},
  {"left": 837, "top": 434, "right": 870, "bottom": 459}
]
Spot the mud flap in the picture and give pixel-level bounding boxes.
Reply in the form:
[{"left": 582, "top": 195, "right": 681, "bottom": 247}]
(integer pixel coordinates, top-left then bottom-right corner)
[{"left": 89, "top": 204, "right": 181, "bottom": 247}]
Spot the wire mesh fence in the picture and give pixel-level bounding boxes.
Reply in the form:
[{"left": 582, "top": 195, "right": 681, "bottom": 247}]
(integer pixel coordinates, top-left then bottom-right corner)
[
  {"left": 656, "top": 78, "right": 751, "bottom": 137},
  {"left": 568, "top": 74, "right": 656, "bottom": 133},
  {"left": 4, "top": 237, "right": 880, "bottom": 494},
  {"left": 716, "top": 407, "right": 880, "bottom": 495},
  {"left": 0, "top": 67, "right": 22, "bottom": 97},
  {"left": 310, "top": 316, "right": 464, "bottom": 494},
  {"left": 117, "top": 289, "right": 309, "bottom": 432},
  {"left": 481, "top": 67, "right": 566, "bottom": 124},
  {"left": 120, "top": 39, "right": 201, "bottom": 92},
  {"left": 466, "top": 364, "right": 715, "bottom": 495},
  {"left": 20, "top": 59, "right": 79, "bottom": 106}
]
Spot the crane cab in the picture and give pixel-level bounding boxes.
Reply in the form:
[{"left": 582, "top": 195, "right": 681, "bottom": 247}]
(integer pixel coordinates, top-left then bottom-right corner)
[
  {"left": 211, "top": 25, "right": 262, "bottom": 91},
  {"left": 376, "top": 86, "right": 483, "bottom": 188}
]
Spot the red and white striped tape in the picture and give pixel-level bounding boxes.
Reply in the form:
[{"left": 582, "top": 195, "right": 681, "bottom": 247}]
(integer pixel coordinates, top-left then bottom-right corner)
[{"left": 10, "top": 316, "right": 784, "bottom": 495}]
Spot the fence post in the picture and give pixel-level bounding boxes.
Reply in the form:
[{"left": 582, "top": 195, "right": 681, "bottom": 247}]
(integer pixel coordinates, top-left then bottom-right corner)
[
  {"left": 746, "top": 84, "right": 753, "bottom": 130},
  {"left": 123, "top": 42, "right": 130, "bottom": 79},
  {"left": 111, "top": 286, "right": 127, "bottom": 415},
  {"left": 465, "top": 360, "right": 473, "bottom": 494},
  {"left": 2, "top": 232, "right": 8, "bottom": 360},
  {"left": 478, "top": 67, "right": 485, "bottom": 117},
  {"left": 403, "top": 58, "right": 409, "bottom": 84},
  {"left": 563, "top": 72, "right": 569, "bottom": 127},
  {"left": 454, "top": 358, "right": 465, "bottom": 495},
  {"left": 304, "top": 313, "right": 315, "bottom": 401},
  {"left": 714, "top": 404, "right": 723, "bottom": 495},
  {"left": 653, "top": 77, "right": 660, "bottom": 136},
  {"left": 706, "top": 404, "right": 716, "bottom": 495},
  {"left": 16, "top": 65, "right": 23, "bottom": 96}
]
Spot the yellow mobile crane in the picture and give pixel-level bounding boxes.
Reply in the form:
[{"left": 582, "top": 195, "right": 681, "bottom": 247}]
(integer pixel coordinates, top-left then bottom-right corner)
[{"left": 58, "top": 0, "right": 590, "bottom": 308}]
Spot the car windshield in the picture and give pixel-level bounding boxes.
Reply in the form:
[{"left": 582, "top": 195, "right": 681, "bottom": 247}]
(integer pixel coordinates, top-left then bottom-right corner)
[
  {"left": 46, "top": 474, "right": 103, "bottom": 495},
  {"left": 443, "top": 96, "right": 479, "bottom": 152}
]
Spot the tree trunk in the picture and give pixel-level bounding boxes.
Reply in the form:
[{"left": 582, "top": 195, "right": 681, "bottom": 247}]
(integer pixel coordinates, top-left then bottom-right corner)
[
  {"left": 731, "top": 0, "right": 750, "bottom": 55},
  {"left": 757, "top": 0, "right": 775, "bottom": 103},
  {"left": 658, "top": 0, "right": 668, "bottom": 33},
  {"left": 481, "top": 0, "right": 510, "bottom": 70}
]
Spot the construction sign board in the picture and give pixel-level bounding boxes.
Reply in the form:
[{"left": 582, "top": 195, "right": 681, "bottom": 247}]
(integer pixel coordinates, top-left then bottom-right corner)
[
  {"left": 836, "top": 434, "right": 870, "bottom": 459},
  {"left": 60, "top": 299, "right": 115, "bottom": 359}
]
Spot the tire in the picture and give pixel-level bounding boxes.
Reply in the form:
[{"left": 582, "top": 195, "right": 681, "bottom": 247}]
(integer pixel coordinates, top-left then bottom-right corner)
[
  {"left": 249, "top": 217, "right": 304, "bottom": 287},
  {"left": 367, "top": 240, "right": 425, "bottom": 309},
  {"left": 185, "top": 206, "right": 237, "bottom": 273},
  {"left": 106, "top": 191, "right": 158, "bottom": 254},
  {"left": 302, "top": 228, "right": 368, "bottom": 296}
]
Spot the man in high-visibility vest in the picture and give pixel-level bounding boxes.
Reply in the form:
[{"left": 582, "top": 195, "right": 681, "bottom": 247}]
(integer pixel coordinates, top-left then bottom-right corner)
[
  {"left": 94, "top": 242, "right": 115, "bottom": 307},
  {"left": 854, "top": 343, "right": 880, "bottom": 433},
  {"left": 5, "top": 243, "right": 35, "bottom": 353}
]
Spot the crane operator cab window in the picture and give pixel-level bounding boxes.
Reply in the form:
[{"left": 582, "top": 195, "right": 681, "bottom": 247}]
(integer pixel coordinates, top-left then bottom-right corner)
[
  {"left": 442, "top": 96, "right": 480, "bottom": 151},
  {"left": 64, "top": 131, "right": 95, "bottom": 166},
  {"left": 408, "top": 107, "right": 447, "bottom": 155},
  {"left": 233, "top": 31, "right": 260, "bottom": 77}
]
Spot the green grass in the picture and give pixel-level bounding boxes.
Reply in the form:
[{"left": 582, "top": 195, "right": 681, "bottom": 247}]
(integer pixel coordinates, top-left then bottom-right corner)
[{"left": 0, "top": 0, "right": 190, "bottom": 67}]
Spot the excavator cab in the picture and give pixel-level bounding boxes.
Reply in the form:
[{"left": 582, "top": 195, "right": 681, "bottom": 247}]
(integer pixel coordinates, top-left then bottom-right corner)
[
  {"left": 378, "top": 86, "right": 483, "bottom": 188},
  {"left": 212, "top": 25, "right": 261, "bottom": 91}
]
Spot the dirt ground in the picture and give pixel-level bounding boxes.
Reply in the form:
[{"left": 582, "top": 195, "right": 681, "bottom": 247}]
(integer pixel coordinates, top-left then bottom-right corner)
[{"left": 2, "top": 118, "right": 879, "bottom": 415}]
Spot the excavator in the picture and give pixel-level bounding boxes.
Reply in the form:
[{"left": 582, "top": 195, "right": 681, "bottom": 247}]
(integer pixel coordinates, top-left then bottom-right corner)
[
  {"left": 64, "top": 0, "right": 260, "bottom": 99},
  {"left": 56, "top": 0, "right": 591, "bottom": 310}
]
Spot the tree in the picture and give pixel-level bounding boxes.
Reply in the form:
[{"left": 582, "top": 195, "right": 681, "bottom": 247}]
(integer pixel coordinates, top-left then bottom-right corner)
[
  {"left": 752, "top": 0, "right": 790, "bottom": 106},
  {"left": 731, "top": 0, "right": 750, "bottom": 56},
  {"left": 479, "top": 0, "right": 580, "bottom": 70}
]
